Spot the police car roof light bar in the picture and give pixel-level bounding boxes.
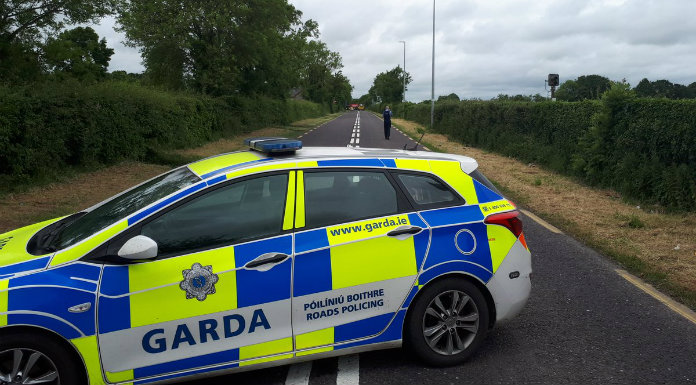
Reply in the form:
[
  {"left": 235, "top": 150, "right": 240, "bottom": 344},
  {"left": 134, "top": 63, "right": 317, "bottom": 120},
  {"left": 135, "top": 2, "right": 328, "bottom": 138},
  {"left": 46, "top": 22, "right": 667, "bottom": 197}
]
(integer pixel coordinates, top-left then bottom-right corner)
[{"left": 245, "top": 137, "right": 303, "bottom": 154}]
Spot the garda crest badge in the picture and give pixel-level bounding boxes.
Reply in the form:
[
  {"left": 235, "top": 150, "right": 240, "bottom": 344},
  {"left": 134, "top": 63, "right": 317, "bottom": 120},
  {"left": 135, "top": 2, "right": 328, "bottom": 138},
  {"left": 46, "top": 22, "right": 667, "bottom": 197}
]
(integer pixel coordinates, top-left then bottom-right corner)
[{"left": 180, "top": 263, "right": 219, "bottom": 301}]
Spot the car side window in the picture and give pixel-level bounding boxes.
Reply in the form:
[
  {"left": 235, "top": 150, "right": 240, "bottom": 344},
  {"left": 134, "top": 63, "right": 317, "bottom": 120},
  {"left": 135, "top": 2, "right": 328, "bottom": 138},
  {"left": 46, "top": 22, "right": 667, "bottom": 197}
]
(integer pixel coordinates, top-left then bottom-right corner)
[
  {"left": 141, "top": 174, "right": 288, "bottom": 256},
  {"left": 396, "top": 173, "right": 461, "bottom": 207},
  {"left": 304, "top": 171, "right": 398, "bottom": 228}
]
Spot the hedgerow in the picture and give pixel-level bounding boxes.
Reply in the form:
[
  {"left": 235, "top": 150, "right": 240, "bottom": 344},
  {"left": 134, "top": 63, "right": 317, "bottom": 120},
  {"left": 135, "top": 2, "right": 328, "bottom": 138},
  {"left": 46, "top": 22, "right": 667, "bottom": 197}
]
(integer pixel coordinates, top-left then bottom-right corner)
[
  {"left": 0, "top": 80, "right": 325, "bottom": 185},
  {"left": 383, "top": 94, "right": 696, "bottom": 211}
]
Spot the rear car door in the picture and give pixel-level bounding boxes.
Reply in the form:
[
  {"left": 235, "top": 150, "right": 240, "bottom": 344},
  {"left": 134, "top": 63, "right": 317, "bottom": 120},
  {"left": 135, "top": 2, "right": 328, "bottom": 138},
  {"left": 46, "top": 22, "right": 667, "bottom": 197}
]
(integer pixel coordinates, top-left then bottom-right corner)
[
  {"left": 96, "top": 172, "right": 295, "bottom": 383},
  {"left": 291, "top": 168, "right": 430, "bottom": 354}
]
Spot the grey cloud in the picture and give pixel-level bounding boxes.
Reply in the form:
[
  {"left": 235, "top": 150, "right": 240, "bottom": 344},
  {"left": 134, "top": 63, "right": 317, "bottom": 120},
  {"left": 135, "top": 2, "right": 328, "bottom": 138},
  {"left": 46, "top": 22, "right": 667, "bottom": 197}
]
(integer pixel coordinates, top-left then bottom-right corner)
[{"left": 90, "top": 0, "right": 696, "bottom": 100}]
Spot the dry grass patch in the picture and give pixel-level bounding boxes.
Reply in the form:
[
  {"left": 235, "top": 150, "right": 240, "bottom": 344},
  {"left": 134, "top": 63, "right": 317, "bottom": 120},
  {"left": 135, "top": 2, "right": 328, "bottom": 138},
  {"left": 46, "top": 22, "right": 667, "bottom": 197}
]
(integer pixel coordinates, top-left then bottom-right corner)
[
  {"left": 393, "top": 118, "right": 696, "bottom": 307},
  {"left": 0, "top": 162, "right": 169, "bottom": 233}
]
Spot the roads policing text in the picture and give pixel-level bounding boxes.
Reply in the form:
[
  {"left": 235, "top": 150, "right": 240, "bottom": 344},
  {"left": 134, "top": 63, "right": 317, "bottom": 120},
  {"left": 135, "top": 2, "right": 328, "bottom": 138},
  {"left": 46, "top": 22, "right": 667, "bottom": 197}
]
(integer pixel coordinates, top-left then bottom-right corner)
[{"left": 304, "top": 289, "right": 385, "bottom": 320}]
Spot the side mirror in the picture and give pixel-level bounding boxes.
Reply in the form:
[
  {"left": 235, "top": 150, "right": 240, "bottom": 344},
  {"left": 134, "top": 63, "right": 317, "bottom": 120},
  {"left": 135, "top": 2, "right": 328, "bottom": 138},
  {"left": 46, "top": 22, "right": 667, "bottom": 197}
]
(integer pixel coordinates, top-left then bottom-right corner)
[{"left": 118, "top": 235, "right": 158, "bottom": 261}]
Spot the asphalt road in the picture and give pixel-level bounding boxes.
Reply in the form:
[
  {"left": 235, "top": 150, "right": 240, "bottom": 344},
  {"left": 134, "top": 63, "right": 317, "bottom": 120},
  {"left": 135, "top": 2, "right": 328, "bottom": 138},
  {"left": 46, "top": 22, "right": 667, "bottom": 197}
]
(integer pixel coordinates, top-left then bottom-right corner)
[{"left": 185, "top": 111, "right": 696, "bottom": 385}]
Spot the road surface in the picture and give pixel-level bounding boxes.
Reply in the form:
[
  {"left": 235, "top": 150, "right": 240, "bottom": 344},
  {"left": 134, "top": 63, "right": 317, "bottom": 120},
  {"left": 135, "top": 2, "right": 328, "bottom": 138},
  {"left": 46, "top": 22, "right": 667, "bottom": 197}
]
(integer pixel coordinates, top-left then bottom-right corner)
[{"left": 183, "top": 111, "right": 696, "bottom": 385}]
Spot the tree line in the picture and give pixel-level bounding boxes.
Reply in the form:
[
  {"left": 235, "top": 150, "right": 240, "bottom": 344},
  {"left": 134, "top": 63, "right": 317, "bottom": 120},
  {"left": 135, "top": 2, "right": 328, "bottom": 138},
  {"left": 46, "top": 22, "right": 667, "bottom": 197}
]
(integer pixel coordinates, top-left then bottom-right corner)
[{"left": 0, "top": 0, "right": 352, "bottom": 109}]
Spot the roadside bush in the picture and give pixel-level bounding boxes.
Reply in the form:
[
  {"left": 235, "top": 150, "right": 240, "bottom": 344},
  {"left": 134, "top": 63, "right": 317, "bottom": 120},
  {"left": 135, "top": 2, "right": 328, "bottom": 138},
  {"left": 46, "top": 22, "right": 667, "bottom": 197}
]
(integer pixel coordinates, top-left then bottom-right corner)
[
  {"left": 0, "top": 81, "right": 324, "bottom": 186},
  {"left": 385, "top": 95, "right": 696, "bottom": 211}
]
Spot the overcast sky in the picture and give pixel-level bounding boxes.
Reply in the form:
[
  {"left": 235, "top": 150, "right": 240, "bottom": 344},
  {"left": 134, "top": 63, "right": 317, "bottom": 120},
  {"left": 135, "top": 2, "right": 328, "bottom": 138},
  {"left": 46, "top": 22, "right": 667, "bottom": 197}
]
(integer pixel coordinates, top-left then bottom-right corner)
[{"left": 94, "top": 0, "right": 696, "bottom": 101}]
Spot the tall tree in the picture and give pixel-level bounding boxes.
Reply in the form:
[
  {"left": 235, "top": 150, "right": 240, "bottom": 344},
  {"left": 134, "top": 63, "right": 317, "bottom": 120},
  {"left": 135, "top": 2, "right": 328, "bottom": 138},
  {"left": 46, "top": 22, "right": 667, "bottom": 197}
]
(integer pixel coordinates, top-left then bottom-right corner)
[
  {"left": 117, "top": 0, "right": 319, "bottom": 96},
  {"left": 1, "top": 0, "right": 117, "bottom": 44},
  {"left": 556, "top": 75, "right": 611, "bottom": 101},
  {"left": 367, "top": 66, "right": 412, "bottom": 105},
  {"left": 43, "top": 26, "right": 113, "bottom": 81}
]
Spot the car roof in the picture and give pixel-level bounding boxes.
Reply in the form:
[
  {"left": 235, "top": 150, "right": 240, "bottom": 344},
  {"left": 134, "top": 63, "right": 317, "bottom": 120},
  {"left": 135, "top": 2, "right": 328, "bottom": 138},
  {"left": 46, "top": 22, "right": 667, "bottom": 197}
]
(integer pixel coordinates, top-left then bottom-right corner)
[{"left": 187, "top": 147, "right": 479, "bottom": 180}]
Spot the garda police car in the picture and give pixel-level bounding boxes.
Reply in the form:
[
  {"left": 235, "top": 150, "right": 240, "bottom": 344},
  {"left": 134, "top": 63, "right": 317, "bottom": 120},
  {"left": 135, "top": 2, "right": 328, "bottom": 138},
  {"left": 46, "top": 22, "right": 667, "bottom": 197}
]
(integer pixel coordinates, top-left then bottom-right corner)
[{"left": 0, "top": 138, "right": 531, "bottom": 384}]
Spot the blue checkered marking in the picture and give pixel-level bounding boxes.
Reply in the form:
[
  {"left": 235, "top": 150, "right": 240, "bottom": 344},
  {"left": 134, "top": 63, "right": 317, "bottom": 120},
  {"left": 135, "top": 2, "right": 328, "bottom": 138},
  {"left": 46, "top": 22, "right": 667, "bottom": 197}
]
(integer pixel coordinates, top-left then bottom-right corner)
[
  {"left": 473, "top": 179, "right": 503, "bottom": 203},
  {"left": 419, "top": 261, "right": 493, "bottom": 286},
  {"left": 419, "top": 205, "right": 484, "bottom": 227},
  {"left": 234, "top": 236, "right": 293, "bottom": 308},
  {"left": 293, "top": 248, "right": 332, "bottom": 297},
  {"left": 294, "top": 228, "right": 329, "bottom": 254},
  {"left": 9, "top": 263, "right": 100, "bottom": 292},
  {"left": 423, "top": 223, "right": 493, "bottom": 272},
  {"left": 380, "top": 159, "right": 397, "bottom": 168},
  {"left": 98, "top": 266, "right": 131, "bottom": 333},
  {"left": 0, "top": 256, "right": 50, "bottom": 277}
]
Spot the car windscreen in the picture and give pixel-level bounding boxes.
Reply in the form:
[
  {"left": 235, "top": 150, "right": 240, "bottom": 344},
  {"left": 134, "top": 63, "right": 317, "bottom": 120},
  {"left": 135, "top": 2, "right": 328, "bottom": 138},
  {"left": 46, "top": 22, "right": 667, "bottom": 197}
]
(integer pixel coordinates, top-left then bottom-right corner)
[{"left": 52, "top": 167, "right": 200, "bottom": 251}]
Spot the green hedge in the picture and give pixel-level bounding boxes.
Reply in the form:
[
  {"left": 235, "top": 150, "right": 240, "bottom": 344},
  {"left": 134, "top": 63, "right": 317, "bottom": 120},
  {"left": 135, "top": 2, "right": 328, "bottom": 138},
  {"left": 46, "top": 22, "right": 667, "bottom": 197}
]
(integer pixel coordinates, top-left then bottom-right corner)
[
  {"left": 384, "top": 96, "right": 696, "bottom": 211},
  {"left": 0, "top": 81, "right": 325, "bottom": 185}
]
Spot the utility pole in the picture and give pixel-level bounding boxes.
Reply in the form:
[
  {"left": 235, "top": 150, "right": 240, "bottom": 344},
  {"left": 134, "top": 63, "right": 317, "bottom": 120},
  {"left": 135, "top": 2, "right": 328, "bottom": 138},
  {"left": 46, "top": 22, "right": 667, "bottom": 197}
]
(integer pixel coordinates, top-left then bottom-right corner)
[
  {"left": 399, "top": 40, "right": 406, "bottom": 104},
  {"left": 431, "top": 0, "right": 436, "bottom": 131}
]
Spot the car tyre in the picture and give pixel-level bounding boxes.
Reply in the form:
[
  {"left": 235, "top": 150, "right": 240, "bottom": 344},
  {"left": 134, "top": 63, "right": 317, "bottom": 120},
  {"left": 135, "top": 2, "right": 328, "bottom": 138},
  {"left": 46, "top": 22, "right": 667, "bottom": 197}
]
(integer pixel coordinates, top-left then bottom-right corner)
[
  {"left": 0, "top": 332, "right": 85, "bottom": 385},
  {"left": 405, "top": 278, "right": 489, "bottom": 366}
]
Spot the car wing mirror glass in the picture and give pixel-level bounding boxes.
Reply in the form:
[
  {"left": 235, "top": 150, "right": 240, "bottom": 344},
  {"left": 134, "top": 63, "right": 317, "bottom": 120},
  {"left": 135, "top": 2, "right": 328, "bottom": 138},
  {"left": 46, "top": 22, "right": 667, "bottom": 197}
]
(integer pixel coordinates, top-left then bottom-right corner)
[{"left": 117, "top": 235, "right": 158, "bottom": 261}]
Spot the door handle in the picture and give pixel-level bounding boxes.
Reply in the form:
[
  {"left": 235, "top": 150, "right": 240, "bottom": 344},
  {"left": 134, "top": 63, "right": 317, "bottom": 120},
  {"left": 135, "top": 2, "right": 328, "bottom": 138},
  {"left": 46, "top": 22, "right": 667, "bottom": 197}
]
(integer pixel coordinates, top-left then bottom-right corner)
[
  {"left": 244, "top": 253, "right": 290, "bottom": 271},
  {"left": 387, "top": 225, "right": 423, "bottom": 239}
]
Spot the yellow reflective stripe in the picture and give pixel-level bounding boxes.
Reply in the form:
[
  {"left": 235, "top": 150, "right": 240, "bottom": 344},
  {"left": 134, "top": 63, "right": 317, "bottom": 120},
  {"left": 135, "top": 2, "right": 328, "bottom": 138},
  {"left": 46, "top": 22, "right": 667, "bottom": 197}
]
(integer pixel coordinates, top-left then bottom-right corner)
[
  {"left": 395, "top": 159, "right": 431, "bottom": 172},
  {"left": 297, "top": 161, "right": 318, "bottom": 168},
  {"left": 480, "top": 199, "right": 515, "bottom": 217},
  {"left": 0, "top": 218, "right": 61, "bottom": 268},
  {"left": 330, "top": 236, "right": 417, "bottom": 290},
  {"left": 429, "top": 160, "right": 478, "bottom": 204},
  {"left": 106, "top": 370, "right": 134, "bottom": 383},
  {"left": 283, "top": 171, "right": 296, "bottom": 231},
  {"left": 295, "top": 171, "right": 306, "bottom": 229},
  {"left": 487, "top": 225, "right": 518, "bottom": 272},
  {"left": 188, "top": 152, "right": 262, "bottom": 177},
  {"left": 50, "top": 221, "right": 128, "bottom": 267},
  {"left": 71, "top": 336, "right": 108, "bottom": 385},
  {"left": 295, "top": 327, "right": 334, "bottom": 355},
  {"left": 326, "top": 215, "right": 410, "bottom": 246},
  {"left": 0, "top": 279, "right": 8, "bottom": 326},
  {"left": 238, "top": 337, "right": 293, "bottom": 366},
  {"left": 129, "top": 247, "right": 237, "bottom": 327},
  {"left": 225, "top": 162, "right": 296, "bottom": 180}
]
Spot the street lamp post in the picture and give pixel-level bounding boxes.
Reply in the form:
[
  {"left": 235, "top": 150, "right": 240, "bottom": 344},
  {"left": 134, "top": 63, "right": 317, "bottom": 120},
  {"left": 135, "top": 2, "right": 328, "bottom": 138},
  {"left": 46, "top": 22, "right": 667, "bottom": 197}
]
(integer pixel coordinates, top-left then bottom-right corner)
[
  {"left": 399, "top": 40, "right": 406, "bottom": 104},
  {"left": 430, "top": 0, "right": 436, "bottom": 131}
]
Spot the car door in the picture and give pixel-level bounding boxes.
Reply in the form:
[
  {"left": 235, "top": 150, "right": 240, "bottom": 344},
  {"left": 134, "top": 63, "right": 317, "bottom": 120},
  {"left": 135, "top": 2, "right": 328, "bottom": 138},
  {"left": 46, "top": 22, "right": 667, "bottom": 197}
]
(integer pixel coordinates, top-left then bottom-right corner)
[
  {"left": 291, "top": 169, "right": 430, "bottom": 354},
  {"left": 96, "top": 172, "right": 295, "bottom": 383}
]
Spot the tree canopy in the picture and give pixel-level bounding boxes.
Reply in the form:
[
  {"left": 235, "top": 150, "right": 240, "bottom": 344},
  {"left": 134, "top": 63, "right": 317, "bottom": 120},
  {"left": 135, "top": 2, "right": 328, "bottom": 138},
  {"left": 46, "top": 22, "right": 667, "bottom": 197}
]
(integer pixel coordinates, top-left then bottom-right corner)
[
  {"left": 43, "top": 26, "right": 113, "bottom": 81},
  {"left": 556, "top": 75, "right": 612, "bottom": 101},
  {"left": 367, "top": 66, "right": 412, "bottom": 105}
]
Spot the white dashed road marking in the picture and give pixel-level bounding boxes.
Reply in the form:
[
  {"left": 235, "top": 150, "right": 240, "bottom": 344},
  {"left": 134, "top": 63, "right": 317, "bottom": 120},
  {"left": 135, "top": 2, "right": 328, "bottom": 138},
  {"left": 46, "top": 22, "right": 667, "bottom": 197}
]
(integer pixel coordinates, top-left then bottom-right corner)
[
  {"left": 349, "top": 112, "right": 360, "bottom": 148},
  {"left": 285, "top": 361, "right": 312, "bottom": 385},
  {"left": 336, "top": 355, "right": 360, "bottom": 385}
]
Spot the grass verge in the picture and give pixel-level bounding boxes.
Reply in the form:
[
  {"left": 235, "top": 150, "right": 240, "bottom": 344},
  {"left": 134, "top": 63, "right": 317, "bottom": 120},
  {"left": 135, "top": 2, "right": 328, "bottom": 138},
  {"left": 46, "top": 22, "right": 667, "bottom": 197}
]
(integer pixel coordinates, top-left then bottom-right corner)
[{"left": 391, "top": 118, "right": 696, "bottom": 311}]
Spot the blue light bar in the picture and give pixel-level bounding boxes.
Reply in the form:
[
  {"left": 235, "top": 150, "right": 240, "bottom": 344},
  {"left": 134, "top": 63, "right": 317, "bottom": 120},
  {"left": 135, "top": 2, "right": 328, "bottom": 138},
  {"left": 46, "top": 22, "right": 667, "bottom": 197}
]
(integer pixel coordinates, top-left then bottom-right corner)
[{"left": 245, "top": 137, "right": 303, "bottom": 154}]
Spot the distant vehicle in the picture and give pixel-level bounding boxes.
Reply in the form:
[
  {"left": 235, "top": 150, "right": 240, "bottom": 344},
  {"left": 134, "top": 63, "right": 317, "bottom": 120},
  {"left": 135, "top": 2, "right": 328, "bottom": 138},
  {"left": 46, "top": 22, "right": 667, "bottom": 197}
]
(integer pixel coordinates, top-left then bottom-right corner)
[
  {"left": 348, "top": 103, "right": 360, "bottom": 110},
  {"left": 0, "top": 138, "right": 531, "bottom": 384},
  {"left": 358, "top": 104, "right": 365, "bottom": 110}
]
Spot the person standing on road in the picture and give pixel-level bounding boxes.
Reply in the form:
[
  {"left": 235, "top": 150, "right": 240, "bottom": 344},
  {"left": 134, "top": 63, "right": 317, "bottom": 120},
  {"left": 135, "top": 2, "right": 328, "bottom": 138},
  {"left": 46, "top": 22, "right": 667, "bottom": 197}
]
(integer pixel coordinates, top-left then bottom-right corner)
[{"left": 383, "top": 106, "right": 393, "bottom": 140}]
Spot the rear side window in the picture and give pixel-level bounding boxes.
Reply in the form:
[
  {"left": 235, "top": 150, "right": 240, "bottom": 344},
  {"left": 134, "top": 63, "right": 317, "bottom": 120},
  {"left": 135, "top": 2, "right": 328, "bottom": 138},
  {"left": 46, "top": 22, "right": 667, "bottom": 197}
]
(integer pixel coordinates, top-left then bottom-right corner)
[
  {"left": 397, "top": 173, "right": 458, "bottom": 206},
  {"left": 304, "top": 171, "right": 398, "bottom": 228}
]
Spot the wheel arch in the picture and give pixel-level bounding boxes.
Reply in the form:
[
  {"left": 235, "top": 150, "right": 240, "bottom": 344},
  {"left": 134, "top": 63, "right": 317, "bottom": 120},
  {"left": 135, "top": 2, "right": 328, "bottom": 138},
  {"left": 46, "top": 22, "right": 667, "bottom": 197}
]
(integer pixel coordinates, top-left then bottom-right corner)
[
  {"left": 404, "top": 272, "right": 497, "bottom": 342},
  {"left": 0, "top": 324, "right": 89, "bottom": 384}
]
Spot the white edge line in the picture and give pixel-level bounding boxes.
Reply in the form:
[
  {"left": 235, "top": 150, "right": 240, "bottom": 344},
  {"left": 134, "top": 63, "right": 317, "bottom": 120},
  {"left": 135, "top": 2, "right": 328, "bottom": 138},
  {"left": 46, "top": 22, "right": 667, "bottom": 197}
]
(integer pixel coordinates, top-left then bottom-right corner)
[
  {"left": 336, "top": 354, "right": 360, "bottom": 385},
  {"left": 285, "top": 361, "right": 312, "bottom": 385}
]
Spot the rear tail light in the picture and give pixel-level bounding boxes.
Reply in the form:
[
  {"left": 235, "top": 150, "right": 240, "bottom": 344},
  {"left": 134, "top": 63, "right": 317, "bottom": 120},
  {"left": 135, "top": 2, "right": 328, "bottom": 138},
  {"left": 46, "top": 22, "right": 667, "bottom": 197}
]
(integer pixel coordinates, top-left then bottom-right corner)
[{"left": 484, "top": 210, "right": 523, "bottom": 238}]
